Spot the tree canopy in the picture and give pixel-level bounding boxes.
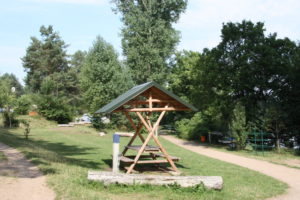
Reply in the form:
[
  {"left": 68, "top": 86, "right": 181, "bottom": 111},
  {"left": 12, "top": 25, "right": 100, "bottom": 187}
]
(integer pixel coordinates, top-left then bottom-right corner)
[
  {"left": 80, "top": 36, "right": 133, "bottom": 113},
  {"left": 22, "top": 25, "right": 69, "bottom": 92},
  {"left": 113, "top": 0, "right": 187, "bottom": 84}
]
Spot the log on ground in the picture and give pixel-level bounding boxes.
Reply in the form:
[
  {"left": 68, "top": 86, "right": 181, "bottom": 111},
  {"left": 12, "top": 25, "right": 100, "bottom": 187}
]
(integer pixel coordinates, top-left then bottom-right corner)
[{"left": 88, "top": 171, "right": 223, "bottom": 190}]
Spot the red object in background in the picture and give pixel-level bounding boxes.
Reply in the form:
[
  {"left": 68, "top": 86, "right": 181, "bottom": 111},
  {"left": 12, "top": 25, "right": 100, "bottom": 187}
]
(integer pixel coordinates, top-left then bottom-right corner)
[
  {"left": 28, "top": 111, "right": 38, "bottom": 116},
  {"left": 200, "top": 136, "right": 206, "bottom": 142}
]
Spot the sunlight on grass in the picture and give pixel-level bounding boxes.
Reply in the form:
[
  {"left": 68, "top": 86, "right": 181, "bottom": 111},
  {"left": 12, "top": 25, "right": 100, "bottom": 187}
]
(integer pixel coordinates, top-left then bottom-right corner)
[{"left": 0, "top": 116, "right": 287, "bottom": 200}]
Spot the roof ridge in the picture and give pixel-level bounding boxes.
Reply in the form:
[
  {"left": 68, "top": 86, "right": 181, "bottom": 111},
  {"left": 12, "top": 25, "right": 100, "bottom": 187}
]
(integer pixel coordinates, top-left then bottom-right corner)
[{"left": 95, "top": 82, "right": 197, "bottom": 114}]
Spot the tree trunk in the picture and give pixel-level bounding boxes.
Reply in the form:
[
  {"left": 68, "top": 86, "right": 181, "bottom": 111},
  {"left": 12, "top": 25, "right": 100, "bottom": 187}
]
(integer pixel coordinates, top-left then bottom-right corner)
[
  {"left": 8, "top": 108, "right": 12, "bottom": 128},
  {"left": 275, "top": 120, "right": 280, "bottom": 153}
]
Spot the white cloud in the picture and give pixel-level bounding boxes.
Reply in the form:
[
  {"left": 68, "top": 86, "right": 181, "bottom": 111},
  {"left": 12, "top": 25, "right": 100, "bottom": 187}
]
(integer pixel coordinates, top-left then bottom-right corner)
[{"left": 176, "top": 0, "right": 300, "bottom": 51}]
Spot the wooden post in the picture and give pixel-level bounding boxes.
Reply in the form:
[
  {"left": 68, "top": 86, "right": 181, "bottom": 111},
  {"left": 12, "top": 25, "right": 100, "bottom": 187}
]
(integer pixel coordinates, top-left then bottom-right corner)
[{"left": 149, "top": 91, "right": 153, "bottom": 112}]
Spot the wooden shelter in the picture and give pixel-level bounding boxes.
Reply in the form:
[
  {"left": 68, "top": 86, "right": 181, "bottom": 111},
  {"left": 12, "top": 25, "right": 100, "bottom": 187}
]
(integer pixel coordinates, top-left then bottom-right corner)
[{"left": 96, "top": 82, "right": 197, "bottom": 174}]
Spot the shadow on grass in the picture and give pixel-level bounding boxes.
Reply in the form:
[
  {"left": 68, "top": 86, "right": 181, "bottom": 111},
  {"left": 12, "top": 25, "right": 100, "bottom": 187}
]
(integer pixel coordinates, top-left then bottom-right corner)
[
  {"left": 0, "top": 128, "right": 102, "bottom": 174},
  {"left": 101, "top": 156, "right": 190, "bottom": 174}
]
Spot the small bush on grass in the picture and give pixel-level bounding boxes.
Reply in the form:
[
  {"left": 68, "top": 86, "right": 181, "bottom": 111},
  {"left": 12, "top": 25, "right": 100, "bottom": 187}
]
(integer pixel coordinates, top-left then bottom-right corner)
[
  {"left": 230, "top": 103, "right": 248, "bottom": 150},
  {"left": 19, "top": 119, "right": 30, "bottom": 139},
  {"left": 36, "top": 95, "right": 73, "bottom": 124},
  {"left": 15, "top": 95, "right": 32, "bottom": 115}
]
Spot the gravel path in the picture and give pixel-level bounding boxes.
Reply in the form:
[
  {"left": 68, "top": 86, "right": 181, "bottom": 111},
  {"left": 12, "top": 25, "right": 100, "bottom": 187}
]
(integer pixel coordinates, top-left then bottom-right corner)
[
  {"left": 162, "top": 135, "right": 300, "bottom": 200},
  {"left": 0, "top": 142, "right": 55, "bottom": 200}
]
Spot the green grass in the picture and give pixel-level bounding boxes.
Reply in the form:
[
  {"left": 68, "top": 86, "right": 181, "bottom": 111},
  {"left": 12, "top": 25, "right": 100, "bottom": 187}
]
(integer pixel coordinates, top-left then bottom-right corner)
[
  {"left": 0, "top": 116, "right": 288, "bottom": 200},
  {"left": 0, "top": 151, "right": 7, "bottom": 161},
  {"left": 205, "top": 143, "right": 300, "bottom": 169}
]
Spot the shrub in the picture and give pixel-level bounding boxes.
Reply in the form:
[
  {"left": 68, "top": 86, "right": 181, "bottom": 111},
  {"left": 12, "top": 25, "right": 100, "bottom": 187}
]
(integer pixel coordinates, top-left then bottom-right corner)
[
  {"left": 230, "top": 103, "right": 248, "bottom": 150},
  {"left": 175, "top": 112, "right": 209, "bottom": 140},
  {"left": 19, "top": 119, "right": 30, "bottom": 139},
  {"left": 2, "top": 111, "right": 19, "bottom": 128},
  {"left": 36, "top": 95, "right": 73, "bottom": 124},
  {"left": 15, "top": 95, "right": 31, "bottom": 115}
]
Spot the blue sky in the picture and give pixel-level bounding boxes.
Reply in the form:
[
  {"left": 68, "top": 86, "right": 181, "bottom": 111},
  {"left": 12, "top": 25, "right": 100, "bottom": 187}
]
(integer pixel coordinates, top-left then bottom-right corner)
[{"left": 1, "top": 0, "right": 300, "bottom": 85}]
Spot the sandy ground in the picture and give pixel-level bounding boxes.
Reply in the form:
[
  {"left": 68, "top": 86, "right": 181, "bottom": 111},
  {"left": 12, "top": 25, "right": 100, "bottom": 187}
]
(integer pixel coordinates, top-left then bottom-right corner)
[
  {"left": 162, "top": 135, "right": 300, "bottom": 200},
  {"left": 0, "top": 142, "right": 55, "bottom": 200}
]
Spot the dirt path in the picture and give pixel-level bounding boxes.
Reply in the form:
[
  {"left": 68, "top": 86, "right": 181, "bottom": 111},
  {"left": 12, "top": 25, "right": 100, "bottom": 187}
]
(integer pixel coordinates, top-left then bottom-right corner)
[
  {"left": 162, "top": 135, "right": 300, "bottom": 200},
  {"left": 0, "top": 142, "right": 55, "bottom": 200}
]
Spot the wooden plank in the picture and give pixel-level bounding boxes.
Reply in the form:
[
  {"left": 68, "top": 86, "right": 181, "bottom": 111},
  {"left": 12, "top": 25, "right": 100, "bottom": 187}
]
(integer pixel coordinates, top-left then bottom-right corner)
[
  {"left": 124, "top": 155, "right": 154, "bottom": 159},
  {"left": 137, "top": 160, "right": 169, "bottom": 164},
  {"left": 88, "top": 171, "right": 223, "bottom": 190},
  {"left": 119, "top": 156, "right": 134, "bottom": 163},
  {"left": 151, "top": 153, "right": 180, "bottom": 161},
  {"left": 117, "top": 107, "right": 190, "bottom": 112},
  {"left": 126, "top": 145, "right": 160, "bottom": 152},
  {"left": 124, "top": 154, "right": 179, "bottom": 161}
]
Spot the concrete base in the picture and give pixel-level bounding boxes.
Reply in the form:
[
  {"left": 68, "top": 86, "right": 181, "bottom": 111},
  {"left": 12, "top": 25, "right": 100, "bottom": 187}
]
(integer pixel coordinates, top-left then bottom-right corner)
[{"left": 88, "top": 171, "right": 223, "bottom": 190}]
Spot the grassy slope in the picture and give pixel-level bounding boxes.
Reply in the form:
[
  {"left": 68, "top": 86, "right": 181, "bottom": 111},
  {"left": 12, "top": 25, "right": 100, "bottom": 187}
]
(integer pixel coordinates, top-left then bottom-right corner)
[
  {"left": 0, "top": 151, "right": 7, "bottom": 161},
  {"left": 0, "top": 116, "right": 287, "bottom": 200}
]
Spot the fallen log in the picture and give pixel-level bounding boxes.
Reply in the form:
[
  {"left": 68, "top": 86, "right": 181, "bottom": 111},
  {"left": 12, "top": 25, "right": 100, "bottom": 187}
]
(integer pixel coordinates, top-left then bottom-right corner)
[{"left": 88, "top": 171, "right": 223, "bottom": 190}]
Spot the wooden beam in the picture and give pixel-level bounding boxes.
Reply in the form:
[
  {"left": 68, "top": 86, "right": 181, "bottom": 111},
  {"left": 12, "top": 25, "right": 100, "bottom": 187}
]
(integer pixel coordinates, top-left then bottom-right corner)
[
  {"left": 126, "top": 110, "right": 166, "bottom": 174},
  {"left": 124, "top": 112, "right": 137, "bottom": 130},
  {"left": 126, "top": 99, "right": 177, "bottom": 105},
  {"left": 146, "top": 112, "right": 153, "bottom": 129},
  {"left": 139, "top": 106, "right": 180, "bottom": 173},
  {"left": 124, "top": 112, "right": 145, "bottom": 142},
  {"left": 115, "top": 107, "right": 190, "bottom": 112},
  {"left": 122, "top": 123, "right": 143, "bottom": 156},
  {"left": 136, "top": 112, "right": 151, "bottom": 131},
  {"left": 149, "top": 91, "right": 153, "bottom": 111}
]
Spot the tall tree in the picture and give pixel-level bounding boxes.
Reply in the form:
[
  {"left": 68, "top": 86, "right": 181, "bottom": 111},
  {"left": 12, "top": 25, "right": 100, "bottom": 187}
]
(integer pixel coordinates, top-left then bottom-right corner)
[
  {"left": 0, "top": 77, "right": 17, "bottom": 127},
  {"left": 209, "top": 21, "right": 276, "bottom": 126},
  {"left": 22, "top": 25, "right": 69, "bottom": 92},
  {"left": 80, "top": 36, "right": 133, "bottom": 113},
  {"left": 205, "top": 21, "right": 300, "bottom": 147},
  {"left": 0, "top": 73, "right": 23, "bottom": 96},
  {"left": 70, "top": 50, "right": 87, "bottom": 71},
  {"left": 113, "top": 0, "right": 187, "bottom": 84}
]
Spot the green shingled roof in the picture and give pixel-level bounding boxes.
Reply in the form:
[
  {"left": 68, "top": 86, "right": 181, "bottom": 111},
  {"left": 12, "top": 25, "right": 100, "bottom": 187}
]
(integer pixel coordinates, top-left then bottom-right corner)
[{"left": 95, "top": 82, "right": 197, "bottom": 114}]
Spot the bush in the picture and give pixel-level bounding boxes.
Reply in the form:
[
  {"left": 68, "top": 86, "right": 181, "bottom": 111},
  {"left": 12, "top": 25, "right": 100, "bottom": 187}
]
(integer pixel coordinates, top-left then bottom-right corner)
[
  {"left": 19, "top": 119, "right": 30, "bottom": 139},
  {"left": 175, "top": 112, "right": 209, "bottom": 140},
  {"left": 2, "top": 111, "right": 19, "bottom": 128},
  {"left": 15, "top": 95, "right": 31, "bottom": 115},
  {"left": 230, "top": 103, "right": 248, "bottom": 150},
  {"left": 36, "top": 95, "right": 73, "bottom": 124}
]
